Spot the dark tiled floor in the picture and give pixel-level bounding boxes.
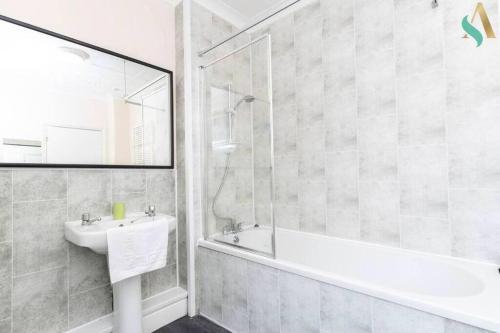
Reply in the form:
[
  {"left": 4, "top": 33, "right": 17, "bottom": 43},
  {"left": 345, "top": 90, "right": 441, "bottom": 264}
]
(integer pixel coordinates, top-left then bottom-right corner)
[{"left": 155, "top": 316, "right": 230, "bottom": 333}]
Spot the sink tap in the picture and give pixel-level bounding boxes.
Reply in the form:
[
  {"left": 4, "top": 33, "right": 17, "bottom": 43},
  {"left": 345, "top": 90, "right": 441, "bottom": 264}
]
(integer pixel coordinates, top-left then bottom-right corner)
[
  {"left": 145, "top": 205, "right": 156, "bottom": 217},
  {"left": 81, "top": 213, "right": 101, "bottom": 226}
]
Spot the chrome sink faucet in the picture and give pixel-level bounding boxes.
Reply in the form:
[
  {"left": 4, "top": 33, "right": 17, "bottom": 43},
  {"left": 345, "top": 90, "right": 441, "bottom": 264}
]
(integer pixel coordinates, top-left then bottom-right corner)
[
  {"left": 145, "top": 205, "right": 156, "bottom": 217},
  {"left": 81, "top": 213, "right": 101, "bottom": 226}
]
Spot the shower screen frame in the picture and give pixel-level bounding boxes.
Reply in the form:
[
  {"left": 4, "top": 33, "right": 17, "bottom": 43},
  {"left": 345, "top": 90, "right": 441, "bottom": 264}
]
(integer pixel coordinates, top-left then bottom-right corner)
[{"left": 199, "top": 34, "right": 276, "bottom": 258}]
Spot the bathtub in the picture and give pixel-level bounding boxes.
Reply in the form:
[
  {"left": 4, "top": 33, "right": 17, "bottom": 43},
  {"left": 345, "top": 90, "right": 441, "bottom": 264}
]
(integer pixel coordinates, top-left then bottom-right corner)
[{"left": 199, "top": 227, "right": 500, "bottom": 332}]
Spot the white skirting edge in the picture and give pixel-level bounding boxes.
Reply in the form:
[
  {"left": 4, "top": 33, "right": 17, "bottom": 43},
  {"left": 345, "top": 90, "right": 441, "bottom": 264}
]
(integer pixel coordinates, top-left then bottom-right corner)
[{"left": 66, "top": 287, "right": 188, "bottom": 333}]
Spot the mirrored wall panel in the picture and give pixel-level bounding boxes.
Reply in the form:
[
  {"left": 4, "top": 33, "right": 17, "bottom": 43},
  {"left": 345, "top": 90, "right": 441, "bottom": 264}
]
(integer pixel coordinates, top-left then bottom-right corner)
[{"left": 0, "top": 17, "right": 173, "bottom": 167}]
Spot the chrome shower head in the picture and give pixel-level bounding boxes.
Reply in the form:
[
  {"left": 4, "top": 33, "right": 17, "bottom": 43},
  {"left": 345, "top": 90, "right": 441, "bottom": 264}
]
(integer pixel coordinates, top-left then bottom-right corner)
[{"left": 233, "top": 95, "right": 256, "bottom": 111}]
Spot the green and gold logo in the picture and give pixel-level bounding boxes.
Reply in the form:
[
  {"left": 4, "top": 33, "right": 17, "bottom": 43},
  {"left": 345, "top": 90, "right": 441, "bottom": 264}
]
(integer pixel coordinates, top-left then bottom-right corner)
[{"left": 462, "top": 2, "right": 496, "bottom": 47}]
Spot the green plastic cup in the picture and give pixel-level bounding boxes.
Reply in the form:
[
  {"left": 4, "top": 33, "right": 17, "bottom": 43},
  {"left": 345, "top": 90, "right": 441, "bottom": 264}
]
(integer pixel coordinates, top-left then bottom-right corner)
[{"left": 113, "top": 202, "right": 126, "bottom": 220}]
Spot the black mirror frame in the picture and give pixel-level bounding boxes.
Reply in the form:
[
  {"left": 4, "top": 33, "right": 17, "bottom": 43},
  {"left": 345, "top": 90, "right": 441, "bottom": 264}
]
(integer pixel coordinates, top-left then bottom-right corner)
[{"left": 0, "top": 14, "right": 175, "bottom": 169}]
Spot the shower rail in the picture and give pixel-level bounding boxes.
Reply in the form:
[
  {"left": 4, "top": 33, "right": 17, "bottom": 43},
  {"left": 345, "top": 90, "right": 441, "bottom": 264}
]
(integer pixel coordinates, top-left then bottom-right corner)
[
  {"left": 199, "top": 34, "right": 269, "bottom": 69},
  {"left": 197, "top": 0, "right": 302, "bottom": 57}
]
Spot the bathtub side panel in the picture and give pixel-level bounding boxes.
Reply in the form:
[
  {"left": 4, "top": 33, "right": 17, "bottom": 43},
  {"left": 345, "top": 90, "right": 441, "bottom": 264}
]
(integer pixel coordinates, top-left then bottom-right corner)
[{"left": 197, "top": 246, "right": 496, "bottom": 333}]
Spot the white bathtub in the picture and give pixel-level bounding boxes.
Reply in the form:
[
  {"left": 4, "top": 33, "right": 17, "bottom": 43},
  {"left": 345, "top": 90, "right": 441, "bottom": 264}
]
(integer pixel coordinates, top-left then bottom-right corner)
[{"left": 200, "top": 227, "right": 500, "bottom": 332}]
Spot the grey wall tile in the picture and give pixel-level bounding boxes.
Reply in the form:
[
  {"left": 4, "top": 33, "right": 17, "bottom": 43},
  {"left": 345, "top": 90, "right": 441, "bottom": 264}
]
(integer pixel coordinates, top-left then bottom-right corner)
[
  {"left": 298, "top": 181, "right": 327, "bottom": 234},
  {"left": 280, "top": 271, "right": 320, "bottom": 333},
  {"left": 68, "top": 170, "right": 111, "bottom": 220},
  {"left": 112, "top": 170, "right": 146, "bottom": 194},
  {"left": 450, "top": 189, "right": 500, "bottom": 264},
  {"left": 247, "top": 263, "right": 280, "bottom": 333},
  {"left": 13, "top": 268, "right": 68, "bottom": 333},
  {"left": 394, "top": 0, "right": 443, "bottom": 77},
  {"left": 359, "top": 149, "right": 398, "bottom": 183},
  {"left": 359, "top": 115, "right": 398, "bottom": 183},
  {"left": 222, "top": 255, "right": 248, "bottom": 320},
  {"left": 222, "top": 306, "right": 250, "bottom": 333},
  {"left": 148, "top": 263, "right": 177, "bottom": 296},
  {"left": 13, "top": 200, "right": 67, "bottom": 276},
  {"left": 445, "top": 320, "right": 495, "bottom": 333},
  {"left": 449, "top": 142, "right": 500, "bottom": 190},
  {"left": 0, "top": 243, "right": 11, "bottom": 321},
  {"left": 275, "top": 154, "right": 298, "bottom": 204},
  {"left": 321, "top": 0, "right": 354, "bottom": 38},
  {"left": 275, "top": 204, "right": 299, "bottom": 230},
  {"left": 69, "top": 285, "right": 112, "bottom": 329},
  {"left": 326, "top": 152, "right": 358, "bottom": 212},
  {"left": 68, "top": 244, "right": 109, "bottom": 294},
  {"left": 298, "top": 150, "right": 326, "bottom": 183},
  {"left": 399, "top": 145, "right": 448, "bottom": 219},
  {"left": 274, "top": 106, "right": 297, "bottom": 156},
  {"left": 356, "top": 49, "right": 396, "bottom": 119},
  {"left": 141, "top": 272, "right": 150, "bottom": 300},
  {"left": 355, "top": 0, "right": 394, "bottom": 57},
  {"left": 324, "top": 92, "right": 357, "bottom": 152},
  {"left": 398, "top": 70, "right": 446, "bottom": 146},
  {"left": 0, "top": 318, "right": 10, "bottom": 333},
  {"left": 358, "top": 115, "right": 398, "bottom": 152},
  {"left": 296, "top": 71, "right": 324, "bottom": 128},
  {"left": 167, "top": 230, "right": 177, "bottom": 266},
  {"left": 327, "top": 208, "right": 360, "bottom": 240},
  {"left": 13, "top": 170, "right": 67, "bottom": 202},
  {"left": 372, "top": 299, "right": 445, "bottom": 333},
  {"left": 401, "top": 216, "right": 451, "bottom": 255},
  {"left": 294, "top": 1, "right": 323, "bottom": 77},
  {"left": 0, "top": 171, "right": 12, "bottom": 243},
  {"left": 326, "top": 152, "right": 359, "bottom": 239},
  {"left": 198, "top": 248, "right": 223, "bottom": 322},
  {"left": 270, "top": 15, "right": 294, "bottom": 58},
  {"left": 360, "top": 181, "right": 400, "bottom": 246},
  {"left": 146, "top": 170, "right": 176, "bottom": 215},
  {"left": 320, "top": 283, "right": 371, "bottom": 333}
]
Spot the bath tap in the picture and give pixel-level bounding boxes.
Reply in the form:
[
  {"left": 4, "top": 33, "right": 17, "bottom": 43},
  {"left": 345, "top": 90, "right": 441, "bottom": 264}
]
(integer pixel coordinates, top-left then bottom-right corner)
[
  {"left": 145, "top": 205, "right": 156, "bottom": 217},
  {"left": 81, "top": 213, "right": 101, "bottom": 226},
  {"left": 222, "top": 222, "right": 243, "bottom": 235}
]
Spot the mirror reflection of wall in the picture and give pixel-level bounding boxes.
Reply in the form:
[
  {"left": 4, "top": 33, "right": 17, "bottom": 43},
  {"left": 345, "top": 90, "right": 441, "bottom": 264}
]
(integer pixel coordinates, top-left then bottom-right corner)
[{"left": 0, "top": 18, "right": 172, "bottom": 167}]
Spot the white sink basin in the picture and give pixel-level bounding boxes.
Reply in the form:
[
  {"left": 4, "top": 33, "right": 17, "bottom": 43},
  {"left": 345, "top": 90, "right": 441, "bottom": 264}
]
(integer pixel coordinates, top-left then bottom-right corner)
[{"left": 65, "top": 213, "right": 176, "bottom": 254}]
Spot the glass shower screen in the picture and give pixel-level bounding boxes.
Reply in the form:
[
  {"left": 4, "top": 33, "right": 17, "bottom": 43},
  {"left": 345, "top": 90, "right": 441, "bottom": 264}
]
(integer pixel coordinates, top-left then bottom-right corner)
[{"left": 200, "top": 34, "right": 275, "bottom": 257}]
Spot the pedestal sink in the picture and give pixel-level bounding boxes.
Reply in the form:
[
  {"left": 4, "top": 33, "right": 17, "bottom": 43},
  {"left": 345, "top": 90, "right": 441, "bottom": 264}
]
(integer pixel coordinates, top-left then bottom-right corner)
[{"left": 65, "top": 213, "right": 176, "bottom": 333}]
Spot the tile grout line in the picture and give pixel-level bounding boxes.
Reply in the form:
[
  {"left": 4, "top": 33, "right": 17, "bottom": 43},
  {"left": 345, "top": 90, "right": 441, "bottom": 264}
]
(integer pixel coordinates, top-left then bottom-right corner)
[
  {"left": 352, "top": 0, "right": 361, "bottom": 241},
  {"left": 10, "top": 170, "right": 13, "bottom": 333},
  {"left": 70, "top": 282, "right": 112, "bottom": 297},
  {"left": 66, "top": 169, "right": 70, "bottom": 330},
  {"left": 13, "top": 264, "right": 67, "bottom": 279},
  {"left": 440, "top": 0, "right": 452, "bottom": 257},
  {"left": 393, "top": 0, "right": 402, "bottom": 250},
  {"left": 12, "top": 197, "right": 67, "bottom": 204}
]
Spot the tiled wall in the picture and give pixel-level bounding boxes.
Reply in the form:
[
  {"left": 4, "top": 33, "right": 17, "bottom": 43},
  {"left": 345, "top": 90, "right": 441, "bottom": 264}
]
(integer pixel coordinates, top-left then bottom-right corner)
[
  {"left": 0, "top": 168, "right": 177, "bottom": 332},
  {"left": 254, "top": 0, "right": 500, "bottom": 265},
  {"left": 198, "top": 247, "right": 493, "bottom": 333}
]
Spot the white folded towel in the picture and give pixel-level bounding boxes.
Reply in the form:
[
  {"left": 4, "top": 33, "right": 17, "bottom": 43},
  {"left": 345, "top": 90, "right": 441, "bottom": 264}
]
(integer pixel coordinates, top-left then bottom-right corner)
[{"left": 107, "top": 220, "right": 169, "bottom": 284}]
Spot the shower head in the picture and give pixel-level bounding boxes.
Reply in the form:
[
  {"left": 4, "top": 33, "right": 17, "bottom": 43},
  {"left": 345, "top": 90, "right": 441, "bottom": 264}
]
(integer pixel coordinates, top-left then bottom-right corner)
[{"left": 233, "top": 95, "right": 256, "bottom": 111}]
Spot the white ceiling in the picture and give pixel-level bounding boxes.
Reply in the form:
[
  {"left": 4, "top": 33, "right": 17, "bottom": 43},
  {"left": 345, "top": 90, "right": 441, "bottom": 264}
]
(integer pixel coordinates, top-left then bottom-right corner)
[
  {"left": 220, "top": 0, "right": 283, "bottom": 19},
  {"left": 195, "top": 0, "right": 293, "bottom": 28}
]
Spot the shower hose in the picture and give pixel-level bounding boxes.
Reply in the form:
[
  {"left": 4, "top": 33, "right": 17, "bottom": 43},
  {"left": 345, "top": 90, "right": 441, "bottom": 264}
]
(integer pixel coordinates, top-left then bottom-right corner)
[{"left": 211, "top": 153, "right": 235, "bottom": 225}]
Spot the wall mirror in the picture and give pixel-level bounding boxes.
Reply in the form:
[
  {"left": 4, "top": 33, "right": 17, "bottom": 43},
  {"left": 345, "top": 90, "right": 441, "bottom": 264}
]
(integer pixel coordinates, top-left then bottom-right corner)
[{"left": 0, "top": 16, "right": 174, "bottom": 168}]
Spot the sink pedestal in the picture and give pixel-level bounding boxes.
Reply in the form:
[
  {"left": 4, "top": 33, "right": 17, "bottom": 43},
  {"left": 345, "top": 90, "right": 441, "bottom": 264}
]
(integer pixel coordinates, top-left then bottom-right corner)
[
  {"left": 64, "top": 213, "right": 177, "bottom": 333},
  {"left": 112, "top": 275, "right": 143, "bottom": 333}
]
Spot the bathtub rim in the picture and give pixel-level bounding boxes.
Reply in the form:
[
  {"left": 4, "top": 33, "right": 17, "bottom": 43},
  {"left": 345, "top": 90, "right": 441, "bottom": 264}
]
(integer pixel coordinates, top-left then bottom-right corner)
[{"left": 198, "top": 233, "right": 500, "bottom": 332}]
